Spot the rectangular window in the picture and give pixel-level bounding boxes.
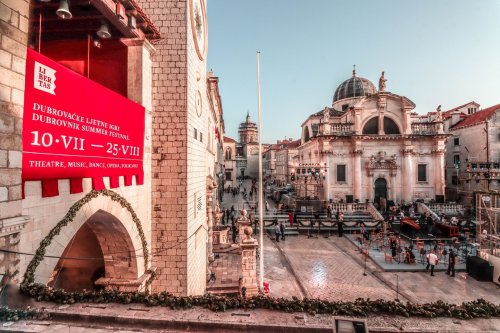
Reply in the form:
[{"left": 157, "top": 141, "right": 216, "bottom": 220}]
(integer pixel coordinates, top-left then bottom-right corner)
[
  {"left": 418, "top": 164, "right": 427, "bottom": 182},
  {"left": 451, "top": 175, "right": 458, "bottom": 186},
  {"left": 200, "top": 132, "right": 203, "bottom": 143},
  {"left": 337, "top": 164, "right": 346, "bottom": 182},
  {"left": 453, "top": 154, "right": 460, "bottom": 165},
  {"left": 225, "top": 171, "right": 231, "bottom": 180},
  {"left": 453, "top": 137, "right": 460, "bottom": 146},
  {"left": 194, "top": 128, "right": 198, "bottom": 140}
]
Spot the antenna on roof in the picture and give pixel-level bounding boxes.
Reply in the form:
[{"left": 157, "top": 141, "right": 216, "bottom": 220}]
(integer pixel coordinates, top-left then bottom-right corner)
[{"left": 352, "top": 64, "right": 356, "bottom": 77}]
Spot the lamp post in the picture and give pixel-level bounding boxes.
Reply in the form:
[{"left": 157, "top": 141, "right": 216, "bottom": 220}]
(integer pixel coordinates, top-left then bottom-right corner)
[{"left": 454, "top": 162, "right": 460, "bottom": 201}]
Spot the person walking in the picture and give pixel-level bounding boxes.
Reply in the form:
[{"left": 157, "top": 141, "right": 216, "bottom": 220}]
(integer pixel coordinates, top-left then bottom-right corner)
[
  {"left": 274, "top": 223, "right": 280, "bottom": 242},
  {"left": 338, "top": 219, "right": 344, "bottom": 237},
  {"left": 279, "top": 221, "right": 286, "bottom": 241},
  {"left": 446, "top": 249, "right": 456, "bottom": 277},
  {"left": 288, "top": 211, "right": 294, "bottom": 227},
  {"left": 426, "top": 250, "right": 438, "bottom": 276},
  {"left": 225, "top": 208, "right": 230, "bottom": 224}
]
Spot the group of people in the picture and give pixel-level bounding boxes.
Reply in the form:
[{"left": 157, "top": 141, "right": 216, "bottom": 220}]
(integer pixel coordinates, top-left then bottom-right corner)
[{"left": 425, "top": 248, "right": 456, "bottom": 277}]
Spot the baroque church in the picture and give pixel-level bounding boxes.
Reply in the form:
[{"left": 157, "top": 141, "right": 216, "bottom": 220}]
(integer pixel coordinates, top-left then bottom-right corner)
[{"left": 297, "top": 70, "right": 448, "bottom": 205}]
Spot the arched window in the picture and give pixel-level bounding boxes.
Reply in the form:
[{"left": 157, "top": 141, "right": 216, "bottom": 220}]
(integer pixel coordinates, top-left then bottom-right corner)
[
  {"left": 362, "top": 117, "right": 378, "bottom": 134},
  {"left": 303, "top": 126, "right": 311, "bottom": 142},
  {"left": 384, "top": 117, "right": 400, "bottom": 134},
  {"left": 225, "top": 148, "right": 232, "bottom": 160}
]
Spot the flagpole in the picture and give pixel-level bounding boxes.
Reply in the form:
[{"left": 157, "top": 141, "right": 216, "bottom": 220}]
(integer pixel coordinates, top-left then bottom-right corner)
[{"left": 256, "top": 51, "right": 264, "bottom": 291}]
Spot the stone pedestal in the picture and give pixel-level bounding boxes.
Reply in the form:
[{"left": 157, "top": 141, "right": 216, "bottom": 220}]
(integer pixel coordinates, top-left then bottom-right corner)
[
  {"left": 240, "top": 239, "right": 258, "bottom": 297},
  {"left": 212, "top": 227, "right": 230, "bottom": 248}
]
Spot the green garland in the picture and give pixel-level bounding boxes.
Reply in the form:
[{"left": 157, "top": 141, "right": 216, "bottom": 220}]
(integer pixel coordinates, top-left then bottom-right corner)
[
  {"left": 17, "top": 284, "right": 500, "bottom": 319},
  {"left": 21, "top": 189, "right": 151, "bottom": 289},
  {"left": 0, "top": 306, "right": 46, "bottom": 322}
]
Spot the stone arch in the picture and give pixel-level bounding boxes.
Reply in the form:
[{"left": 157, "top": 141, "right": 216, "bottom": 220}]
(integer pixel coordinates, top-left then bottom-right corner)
[
  {"left": 362, "top": 116, "right": 378, "bottom": 134},
  {"left": 383, "top": 116, "right": 400, "bottom": 134},
  {"left": 47, "top": 210, "right": 139, "bottom": 291},
  {"left": 30, "top": 192, "right": 147, "bottom": 290}
]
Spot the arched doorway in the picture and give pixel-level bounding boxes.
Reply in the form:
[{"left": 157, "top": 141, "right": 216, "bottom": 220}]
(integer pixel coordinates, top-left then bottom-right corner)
[
  {"left": 374, "top": 178, "right": 388, "bottom": 205},
  {"left": 47, "top": 210, "right": 138, "bottom": 291}
]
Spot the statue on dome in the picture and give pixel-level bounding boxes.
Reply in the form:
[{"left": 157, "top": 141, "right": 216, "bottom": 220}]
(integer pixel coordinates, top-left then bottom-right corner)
[
  {"left": 378, "top": 71, "right": 387, "bottom": 92},
  {"left": 435, "top": 105, "right": 443, "bottom": 122}
]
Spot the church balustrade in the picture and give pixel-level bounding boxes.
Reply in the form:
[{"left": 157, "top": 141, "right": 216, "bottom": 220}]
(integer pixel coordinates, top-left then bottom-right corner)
[
  {"left": 411, "top": 122, "right": 440, "bottom": 135},
  {"left": 330, "top": 123, "right": 354, "bottom": 135}
]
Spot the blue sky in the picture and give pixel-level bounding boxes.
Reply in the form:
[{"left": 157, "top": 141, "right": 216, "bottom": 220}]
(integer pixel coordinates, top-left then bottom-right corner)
[{"left": 207, "top": 0, "right": 500, "bottom": 143}]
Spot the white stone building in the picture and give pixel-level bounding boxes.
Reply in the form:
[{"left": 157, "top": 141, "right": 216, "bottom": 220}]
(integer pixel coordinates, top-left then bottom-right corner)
[
  {"left": 297, "top": 70, "right": 448, "bottom": 205},
  {"left": 275, "top": 140, "right": 300, "bottom": 187}
]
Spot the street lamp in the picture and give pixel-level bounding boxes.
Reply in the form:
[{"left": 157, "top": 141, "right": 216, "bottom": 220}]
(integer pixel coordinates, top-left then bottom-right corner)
[{"left": 454, "top": 161, "right": 460, "bottom": 201}]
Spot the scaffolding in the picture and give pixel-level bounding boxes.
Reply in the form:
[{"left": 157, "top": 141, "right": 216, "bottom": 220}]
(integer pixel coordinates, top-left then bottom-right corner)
[{"left": 476, "top": 192, "right": 500, "bottom": 257}]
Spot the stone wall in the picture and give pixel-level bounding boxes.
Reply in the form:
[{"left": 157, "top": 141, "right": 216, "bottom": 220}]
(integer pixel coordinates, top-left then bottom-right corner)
[
  {"left": 138, "top": 0, "right": 205, "bottom": 295},
  {"left": 0, "top": 0, "right": 30, "bottom": 283}
]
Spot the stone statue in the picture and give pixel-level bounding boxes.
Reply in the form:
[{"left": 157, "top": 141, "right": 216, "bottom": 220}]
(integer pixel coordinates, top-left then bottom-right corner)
[
  {"left": 378, "top": 71, "right": 387, "bottom": 92},
  {"left": 323, "top": 107, "right": 330, "bottom": 123},
  {"left": 435, "top": 105, "right": 443, "bottom": 122},
  {"left": 240, "top": 208, "right": 248, "bottom": 220}
]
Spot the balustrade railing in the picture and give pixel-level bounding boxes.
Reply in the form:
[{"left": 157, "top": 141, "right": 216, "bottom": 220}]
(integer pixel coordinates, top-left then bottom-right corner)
[
  {"left": 427, "top": 203, "right": 464, "bottom": 214},
  {"left": 411, "top": 122, "right": 440, "bottom": 135},
  {"left": 330, "top": 123, "right": 354, "bottom": 135}
]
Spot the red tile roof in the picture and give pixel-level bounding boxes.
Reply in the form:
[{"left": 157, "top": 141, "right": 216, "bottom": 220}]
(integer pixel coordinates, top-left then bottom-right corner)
[
  {"left": 223, "top": 136, "right": 237, "bottom": 143},
  {"left": 450, "top": 104, "right": 500, "bottom": 130},
  {"left": 287, "top": 139, "right": 301, "bottom": 148},
  {"left": 442, "top": 101, "right": 479, "bottom": 120}
]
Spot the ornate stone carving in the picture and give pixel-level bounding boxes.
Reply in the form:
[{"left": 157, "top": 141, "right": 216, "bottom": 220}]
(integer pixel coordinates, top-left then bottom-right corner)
[{"left": 367, "top": 151, "right": 398, "bottom": 169}]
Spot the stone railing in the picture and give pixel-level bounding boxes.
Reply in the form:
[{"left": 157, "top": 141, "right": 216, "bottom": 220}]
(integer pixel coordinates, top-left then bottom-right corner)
[
  {"left": 417, "top": 202, "right": 439, "bottom": 221},
  {"left": 367, "top": 203, "right": 384, "bottom": 221},
  {"left": 427, "top": 203, "right": 464, "bottom": 214},
  {"left": 411, "top": 122, "right": 440, "bottom": 135},
  {"left": 330, "top": 123, "right": 354, "bottom": 135}
]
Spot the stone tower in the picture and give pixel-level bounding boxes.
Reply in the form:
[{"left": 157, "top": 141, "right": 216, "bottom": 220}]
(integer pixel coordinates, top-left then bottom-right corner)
[{"left": 238, "top": 112, "right": 258, "bottom": 144}]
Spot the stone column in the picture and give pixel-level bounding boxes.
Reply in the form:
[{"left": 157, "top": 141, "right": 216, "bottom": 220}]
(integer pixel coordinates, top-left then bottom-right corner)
[
  {"left": 352, "top": 149, "right": 362, "bottom": 201},
  {"left": 402, "top": 149, "right": 414, "bottom": 202},
  {"left": 434, "top": 149, "right": 445, "bottom": 196}
]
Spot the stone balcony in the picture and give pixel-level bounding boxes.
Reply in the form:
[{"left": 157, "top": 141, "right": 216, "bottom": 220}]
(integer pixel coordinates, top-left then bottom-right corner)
[{"left": 411, "top": 122, "right": 442, "bottom": 135}]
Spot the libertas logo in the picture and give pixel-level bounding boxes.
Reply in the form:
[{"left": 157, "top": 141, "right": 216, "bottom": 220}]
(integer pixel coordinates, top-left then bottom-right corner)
[{"left": 34, "top": 61, "right": 56, "bottom": 95}]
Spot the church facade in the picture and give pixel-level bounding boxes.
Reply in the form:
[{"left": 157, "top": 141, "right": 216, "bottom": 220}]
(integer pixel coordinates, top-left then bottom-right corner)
[{"left": 297, "top": 70, "right": 448, "bottom": 205}]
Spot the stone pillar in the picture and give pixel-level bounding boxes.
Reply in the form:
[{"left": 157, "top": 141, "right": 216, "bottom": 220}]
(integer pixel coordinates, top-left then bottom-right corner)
[
  {"left": 352, "top": 149, "right": 362, "bottom": 201},
  {"left": 434, "top": 149, "right": 445, "bottom": 197},
  {"left": 402, "top": 149, "right": 414, "bottom": 202},
  {"left": 0, "top": 0, "right": 30, "bottom": 284},
  {"left": 138, "top": 0, "right": 189, "bottom": 295}
]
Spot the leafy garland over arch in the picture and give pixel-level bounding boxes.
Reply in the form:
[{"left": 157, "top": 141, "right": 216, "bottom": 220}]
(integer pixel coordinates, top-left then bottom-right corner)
[{"left": 21, "top": 189, "right": 152, "bottom": 291}]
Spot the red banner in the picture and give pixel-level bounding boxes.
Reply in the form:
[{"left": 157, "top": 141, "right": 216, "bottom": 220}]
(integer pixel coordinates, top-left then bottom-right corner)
[{"left": 22, "top": 49, "right": 145, "bottom": 184}]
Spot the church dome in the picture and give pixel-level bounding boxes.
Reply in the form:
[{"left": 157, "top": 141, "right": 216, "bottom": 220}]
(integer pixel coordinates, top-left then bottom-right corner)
[{"left": 332, "top": 70, "right": 377, "bottom": 103}]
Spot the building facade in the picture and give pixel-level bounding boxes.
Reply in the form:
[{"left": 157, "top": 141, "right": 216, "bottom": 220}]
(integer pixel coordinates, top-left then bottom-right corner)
[
  {"left": 446, "top": 104, "right": 500, "bottom": 202},
  {"left": 275, "top": 140, "right": 299, "bottom": 187},
  {"left": 297, "top": 70, "right": 448, "bottom": 205},
  {"left": 0, "top": 0, "right": 224, "bottom": 297}
]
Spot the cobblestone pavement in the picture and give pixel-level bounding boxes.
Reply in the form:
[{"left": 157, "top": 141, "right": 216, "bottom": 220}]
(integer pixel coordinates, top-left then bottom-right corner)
[
  {"left": 274, "top": 235, "right": 399, "bottom": 301},
  {"left": 270, "top": 234, "right": 500, "bottom": 305}
]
